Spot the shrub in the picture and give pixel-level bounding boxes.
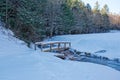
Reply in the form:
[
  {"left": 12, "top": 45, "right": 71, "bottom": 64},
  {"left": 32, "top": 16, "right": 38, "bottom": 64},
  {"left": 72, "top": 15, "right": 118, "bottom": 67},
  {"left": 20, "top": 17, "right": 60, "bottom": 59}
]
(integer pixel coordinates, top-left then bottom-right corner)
[
  {"left": 85, "top": 52, "right": 91, "bottom": 57},
  {"left": 76, "top": 51, "right": 82, "bottom": 55},
  {"left": 113, "top": 58, "right": 119, "bottom": 62}
]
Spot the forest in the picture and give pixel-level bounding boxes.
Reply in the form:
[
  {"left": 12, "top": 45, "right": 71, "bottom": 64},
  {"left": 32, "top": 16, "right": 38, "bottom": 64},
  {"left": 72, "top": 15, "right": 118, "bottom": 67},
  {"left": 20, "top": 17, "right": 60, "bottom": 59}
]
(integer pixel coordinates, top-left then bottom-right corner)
[{"left": 0, "top": 0, "right": 120, "bottom": 45}]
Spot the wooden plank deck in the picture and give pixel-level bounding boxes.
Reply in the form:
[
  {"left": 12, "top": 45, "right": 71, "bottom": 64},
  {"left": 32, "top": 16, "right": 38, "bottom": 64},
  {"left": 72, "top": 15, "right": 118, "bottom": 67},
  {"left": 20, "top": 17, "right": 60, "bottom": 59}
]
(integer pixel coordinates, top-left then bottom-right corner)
[{"left": 35, "top": 41, "right": 71, "bottom": 52}]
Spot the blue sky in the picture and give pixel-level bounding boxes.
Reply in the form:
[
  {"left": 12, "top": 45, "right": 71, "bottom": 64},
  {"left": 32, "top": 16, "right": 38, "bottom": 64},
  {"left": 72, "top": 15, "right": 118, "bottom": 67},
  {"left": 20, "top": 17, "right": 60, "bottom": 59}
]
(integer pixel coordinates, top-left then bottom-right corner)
[{"left": 82, "top": 0, "right": 120, "bottom": 14}]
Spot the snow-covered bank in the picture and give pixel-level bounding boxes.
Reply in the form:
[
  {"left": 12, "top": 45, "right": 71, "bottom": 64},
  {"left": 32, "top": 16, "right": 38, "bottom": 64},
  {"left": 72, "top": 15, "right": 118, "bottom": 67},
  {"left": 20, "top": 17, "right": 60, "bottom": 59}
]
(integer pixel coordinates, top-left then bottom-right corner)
[
  {"left": 1, "top": 52, "right": 120, "bottom": 80},
  {"left": 0, "top": 24, "right": 120, "bottom": 80},
  {"left": 49, "top": 32, "right": 120, "bottom": 59}
]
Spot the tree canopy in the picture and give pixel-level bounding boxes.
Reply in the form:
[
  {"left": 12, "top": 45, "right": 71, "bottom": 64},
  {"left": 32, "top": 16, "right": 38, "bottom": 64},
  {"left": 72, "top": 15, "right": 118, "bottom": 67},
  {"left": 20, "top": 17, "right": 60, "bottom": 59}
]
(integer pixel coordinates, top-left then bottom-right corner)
[{"left": 0, "top": 0, "right": 119, "bottom": 45}]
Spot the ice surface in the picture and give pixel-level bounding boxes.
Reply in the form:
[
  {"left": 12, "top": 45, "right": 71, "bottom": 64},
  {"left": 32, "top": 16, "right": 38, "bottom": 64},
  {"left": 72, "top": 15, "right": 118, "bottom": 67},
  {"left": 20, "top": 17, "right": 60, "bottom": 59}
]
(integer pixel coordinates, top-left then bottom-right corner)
[{"left": 0, "top": 24, "right": 120, "bottom": 80}]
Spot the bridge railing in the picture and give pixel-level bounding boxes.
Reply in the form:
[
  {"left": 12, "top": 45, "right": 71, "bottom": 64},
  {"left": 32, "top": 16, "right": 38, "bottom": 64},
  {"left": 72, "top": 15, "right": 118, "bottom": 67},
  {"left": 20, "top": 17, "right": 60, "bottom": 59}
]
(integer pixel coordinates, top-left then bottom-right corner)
[{"left": 35, "top": 41, "right": 71, "bottom": 52}]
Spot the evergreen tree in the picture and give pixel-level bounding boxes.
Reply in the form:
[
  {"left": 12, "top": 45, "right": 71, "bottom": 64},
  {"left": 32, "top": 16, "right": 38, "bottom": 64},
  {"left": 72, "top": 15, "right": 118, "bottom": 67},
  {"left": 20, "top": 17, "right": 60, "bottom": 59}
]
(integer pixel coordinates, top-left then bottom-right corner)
[
  {"left": 101, "top": 4, "right": 109, "bottom": 15},
  {"left": 60, "top": 0, "right": 75, "bottom": 34},
  {"left": 101, "top": 4, "right": 110, "bottom": 31},
  {"left": 93, "top": 1, "right": 100, "bottom": 13},
  {"left": 0, "top": 0, "right": 12, "bottom": 27},
  {"left": 86, "top": 3, "right": 92, "bottom": 12}
]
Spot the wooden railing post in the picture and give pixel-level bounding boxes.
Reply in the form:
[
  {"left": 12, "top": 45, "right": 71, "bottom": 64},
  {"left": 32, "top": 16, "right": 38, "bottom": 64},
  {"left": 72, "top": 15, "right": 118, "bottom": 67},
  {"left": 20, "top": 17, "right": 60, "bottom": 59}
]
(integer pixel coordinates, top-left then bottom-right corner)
[
  {"left": 58, "top": 43, "right": 60, "bottom": 50},
  {"left": 40, "top": 44, "right": 43, "bottom": 51},
  {"left": 50, "top": 44, "right": 52, "bottom": 51},
  {"left": 69, "top": 43, "right": 71, "bottom": 48},
  {"left": 64, "top": 43, "right": 66, "bottom": 49},
  {"left": 35, "top": 44, "right": 36, "bottom": 50}
]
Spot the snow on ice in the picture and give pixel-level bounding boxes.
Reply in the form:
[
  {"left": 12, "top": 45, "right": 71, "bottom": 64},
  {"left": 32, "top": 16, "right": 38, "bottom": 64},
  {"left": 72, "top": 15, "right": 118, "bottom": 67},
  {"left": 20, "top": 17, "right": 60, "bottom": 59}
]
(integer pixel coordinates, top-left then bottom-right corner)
[{"left": 0, "top": 24, "right": 120, "bottom": 80}]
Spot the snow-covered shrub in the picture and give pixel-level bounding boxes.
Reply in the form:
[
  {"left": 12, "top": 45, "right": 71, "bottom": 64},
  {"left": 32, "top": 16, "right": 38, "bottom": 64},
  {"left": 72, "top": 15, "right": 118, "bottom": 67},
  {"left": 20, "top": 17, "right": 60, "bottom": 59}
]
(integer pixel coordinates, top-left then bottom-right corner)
[
  {"left": 113, "top": 58, "right": 119, "bottom": 63},
  {"left": 84, "top": 52, "right": 91, "bottom": 57},
  {"left": 102, "top": 57, "right": 109, "bottom": 60},
  {"left": 76, "top": 51, "right": 81, "bottom": 55}
]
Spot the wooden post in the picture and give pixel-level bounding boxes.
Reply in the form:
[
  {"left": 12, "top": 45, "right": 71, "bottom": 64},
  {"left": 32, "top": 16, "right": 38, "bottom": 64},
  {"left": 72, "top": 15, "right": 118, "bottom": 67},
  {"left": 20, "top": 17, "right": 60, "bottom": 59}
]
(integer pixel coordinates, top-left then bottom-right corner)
[
  {"left": 58, "top": 43, "right": 60, "bottom": 50},
  {"left": 64, "top": 43, "right": 66, "bottom": 49},
  {"left": 35, "top": 44, "right": 36, "bottom": 50},
  {"left": 50, "top": 44, "right": 52, "bottom": 51},
  {"left": 69, "top": 43, "right": 71, "bottom": 48},
  {"left": 40, "top": 45, "right": 43, "bottom": 51}
]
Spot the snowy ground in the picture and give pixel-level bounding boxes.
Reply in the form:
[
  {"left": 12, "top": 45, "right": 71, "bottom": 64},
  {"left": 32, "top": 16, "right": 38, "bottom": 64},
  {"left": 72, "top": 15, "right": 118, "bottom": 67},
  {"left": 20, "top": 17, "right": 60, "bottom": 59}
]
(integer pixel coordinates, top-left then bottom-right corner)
[
  {"left": 0, "top": 24, "right": 120, "bottom": 80},
  {"left": 48, "top": 32, "right": 120, "bottom": 59}
]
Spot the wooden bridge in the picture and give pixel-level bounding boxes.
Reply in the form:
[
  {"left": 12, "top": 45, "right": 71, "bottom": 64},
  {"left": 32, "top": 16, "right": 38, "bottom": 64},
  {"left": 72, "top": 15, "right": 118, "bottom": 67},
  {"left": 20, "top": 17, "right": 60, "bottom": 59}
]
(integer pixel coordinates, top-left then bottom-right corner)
[{"left": 35, "top": 41, "right": 71, "bottom": 52}]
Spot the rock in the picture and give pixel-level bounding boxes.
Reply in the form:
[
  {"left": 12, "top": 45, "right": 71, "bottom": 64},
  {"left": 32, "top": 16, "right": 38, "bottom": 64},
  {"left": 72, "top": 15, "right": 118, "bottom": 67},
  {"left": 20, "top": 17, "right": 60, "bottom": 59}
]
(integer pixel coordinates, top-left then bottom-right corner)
[
  {"left": 95, "top": 50, "right": 107, "bottom": 53},
  {"left": 55, "top": 54, "right": 66, "bottom": 60}
]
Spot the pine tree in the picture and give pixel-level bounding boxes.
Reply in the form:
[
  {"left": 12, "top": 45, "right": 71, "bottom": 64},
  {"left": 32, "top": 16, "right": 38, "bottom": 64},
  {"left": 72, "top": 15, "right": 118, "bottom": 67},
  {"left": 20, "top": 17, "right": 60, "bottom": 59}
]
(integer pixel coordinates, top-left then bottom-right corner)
[
  {"left": 101, "top": 4, "right": 109, "bottom": 15},
  {"left": 93, "top": 1, "right": 100, "bottom": 13},
  {"left": 0, "top": 0, "right": 10, "bottom": 26},
  {"left": 86, "top": 3, "right": 92, "bottom": 12},
  {"left": 60, "top": 0, "right": 75, "bottom": 34},
  {"left": 101, "top": 4, "right": 110, "bottom": 31}
]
